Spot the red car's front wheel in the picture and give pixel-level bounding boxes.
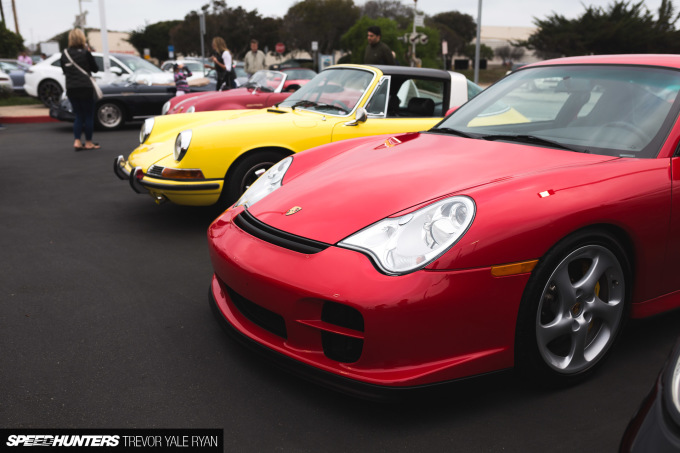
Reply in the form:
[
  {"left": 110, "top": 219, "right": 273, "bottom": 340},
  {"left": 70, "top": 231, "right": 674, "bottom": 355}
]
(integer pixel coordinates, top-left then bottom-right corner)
[{"left": 516, "top": 229, "right": 631, "bottom": 386}]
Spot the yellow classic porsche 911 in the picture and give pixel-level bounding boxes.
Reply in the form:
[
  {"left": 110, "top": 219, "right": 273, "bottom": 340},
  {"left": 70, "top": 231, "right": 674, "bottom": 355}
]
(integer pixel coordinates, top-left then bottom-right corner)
[{"left": 114, "top": 64, "right": 482, "bottom": 208}]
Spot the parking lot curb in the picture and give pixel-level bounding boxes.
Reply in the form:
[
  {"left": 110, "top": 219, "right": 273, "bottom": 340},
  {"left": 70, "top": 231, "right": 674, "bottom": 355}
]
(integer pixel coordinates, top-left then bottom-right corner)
[{"left": 0, "top": 115, "right": 58, "bottom": 124}]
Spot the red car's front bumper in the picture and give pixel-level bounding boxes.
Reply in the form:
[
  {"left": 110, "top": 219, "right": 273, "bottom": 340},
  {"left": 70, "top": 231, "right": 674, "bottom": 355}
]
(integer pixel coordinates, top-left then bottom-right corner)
[{"left": 208, "top": 209, "right": 532, "bottom": 390}]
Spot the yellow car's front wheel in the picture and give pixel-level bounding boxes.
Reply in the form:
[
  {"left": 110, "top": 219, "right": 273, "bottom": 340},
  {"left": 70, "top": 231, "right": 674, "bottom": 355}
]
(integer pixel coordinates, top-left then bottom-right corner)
[{"left": 219, "top": 149, "right": 291, "bottom": 209}]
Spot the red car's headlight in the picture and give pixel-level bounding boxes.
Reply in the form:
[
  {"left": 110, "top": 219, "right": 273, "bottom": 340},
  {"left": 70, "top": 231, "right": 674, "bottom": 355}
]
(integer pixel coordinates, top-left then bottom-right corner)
[
  {"left": 339, "top": 196, "right": 476, "bottom": 275},
  {"left": 235, "top": 156, "right": 293, "bottom": 208}
]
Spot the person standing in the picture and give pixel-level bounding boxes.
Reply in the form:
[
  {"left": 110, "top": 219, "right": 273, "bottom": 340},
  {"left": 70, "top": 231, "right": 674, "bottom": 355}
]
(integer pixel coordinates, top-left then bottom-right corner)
[
  {"left": 173, "top": 63, "right": 192, "bottom": 96},
  {"left": 244, "top": 39, "right": 266, "bottom": 77},
  {"left": 61, "top": 28, "right": 100, "bottom": 151},
  {"left": 364, "top": 26, "right": 395, "bottom": 65},
  {"left": 17, "top": 51, "right": 32, "bottom": 65},
  {"left": 207, "top": 37, "right": 233, "bottom": 91}
]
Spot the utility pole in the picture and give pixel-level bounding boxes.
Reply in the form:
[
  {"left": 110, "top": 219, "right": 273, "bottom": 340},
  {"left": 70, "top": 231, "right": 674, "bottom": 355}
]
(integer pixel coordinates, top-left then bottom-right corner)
[
  {"left": 99, "top": 0, "right": 110, "bottom": 75},
  {"left": 474, "top": 0, "right": 482, "bottom": 84},
  {"left": 411, "top": 0, "right": 417, "bottom": 67},
  {"left": 76, "top": 0, "right": 91, "bottom": 29},
  {"left": 199, "top": 13, "right": 206, "bottom": 74},
  {"left": 11, "top": 0, "right": 19, "bottom": 35}
]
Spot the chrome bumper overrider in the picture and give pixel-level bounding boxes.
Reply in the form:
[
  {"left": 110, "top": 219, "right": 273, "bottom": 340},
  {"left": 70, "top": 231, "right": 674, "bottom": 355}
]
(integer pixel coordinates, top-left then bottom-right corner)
[
  {"left": 113, "top": 155, "right": 147, "bottom": 194},
  {"left": 113, "top": 155, "right": 129, "bottom": 180}
]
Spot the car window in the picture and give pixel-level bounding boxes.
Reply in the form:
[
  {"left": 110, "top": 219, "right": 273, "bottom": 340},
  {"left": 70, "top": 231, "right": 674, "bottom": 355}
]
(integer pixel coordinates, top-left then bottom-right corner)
[
  {"left": 386, "top": 77, "right": 445, "bottom": 117},
  {"left": 365, "top": 77, "right": 389, "bottom": 116},
  {"left": 467, "top": 80, "right": 483, "bottom": 100},
  {"left": 91, "top": 56, "right": 125, "bottom": 73},
  {"left": 113, "top": 54, "right": 163, "bottom": 73},
  {"left": 93, "top": 56, "right": 105, "bottom": 72},
  {"left": 282, "top": 69, "right": 316, "bottom": 80},
  {"left": 0, "top": 61, "right": 19, "bottom": 71},
  {"left": 279, "top": 68, "right": 375, "bottom": 116},
  {"left": 247, "top": 70, "right": 286, "bottom": 92},
  {"left": 280, "top": 68, "right": 375, "bottom": 116},
  {"left": 437, "top": 65, "right": 680, "bottom": 158}
]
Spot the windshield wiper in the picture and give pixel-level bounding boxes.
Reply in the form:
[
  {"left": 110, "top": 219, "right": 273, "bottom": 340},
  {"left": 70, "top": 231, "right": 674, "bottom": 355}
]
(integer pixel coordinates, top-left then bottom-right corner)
[
  {"left": 480, "top": 134, "right": 589, "bottom": 153},
  {"left": 430, "top": 127, "right": 476, "bottom": 138},
  {"left": 290, "top": 100, "right": 316, "bottom": 110},
  {"left": 290, "top": 100, "right": 348, "bottom": 113}
]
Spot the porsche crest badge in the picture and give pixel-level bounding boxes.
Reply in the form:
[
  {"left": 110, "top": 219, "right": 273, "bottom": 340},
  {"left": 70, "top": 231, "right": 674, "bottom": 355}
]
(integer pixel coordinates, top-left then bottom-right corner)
[{"left": 285, "top": 206, "right": 302, "bottom": 216}]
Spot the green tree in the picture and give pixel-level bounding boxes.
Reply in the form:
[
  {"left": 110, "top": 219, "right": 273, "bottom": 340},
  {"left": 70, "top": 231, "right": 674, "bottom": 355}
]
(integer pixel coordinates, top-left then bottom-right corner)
[
  {"left": 427, "top": 11, "right": 476, "bottom": 56},
  {"left": 0, "top": 21, "right": 24, "bottom": 58},
  {"left": 127, "top": 21, "right": 181, "bottom": 61},
  {"left": 281, "top": 0, "right": 360, "bottom": 55},
  {"left": 462, "top": 43, "right": 494, "bottom": 61},
  {"left": 519, "top": 0, "right": 680, "bottom": 58},
  {"left": 361, "top": 0, "right": 412, "bottom": 29},
  {"left": 168, "top": 4, "right": 283, "bottom": 59},
  {"left": 495, "top": 45, "right": 525, "bottom": 65}
]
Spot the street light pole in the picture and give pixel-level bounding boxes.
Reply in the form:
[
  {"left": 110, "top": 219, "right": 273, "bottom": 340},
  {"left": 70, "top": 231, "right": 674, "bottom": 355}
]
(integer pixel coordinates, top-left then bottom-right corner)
[
  {"left": 11, "top": 0, "right": 19, "bottom": 35},
  {"left": 474, "top": 0, "right": 482, "bottom": 84},
  {"left": 411, "top": 0, "right": 417, "bottom": 67},
  {"left": 98, "top": 0, "right": 110, "bottom": 76}
]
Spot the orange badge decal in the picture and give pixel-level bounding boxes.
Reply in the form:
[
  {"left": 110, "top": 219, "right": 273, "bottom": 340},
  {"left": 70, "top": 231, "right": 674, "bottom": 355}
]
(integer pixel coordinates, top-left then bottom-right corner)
[{"left": 285, "top": 206, "right": 302, "bottom": 216}]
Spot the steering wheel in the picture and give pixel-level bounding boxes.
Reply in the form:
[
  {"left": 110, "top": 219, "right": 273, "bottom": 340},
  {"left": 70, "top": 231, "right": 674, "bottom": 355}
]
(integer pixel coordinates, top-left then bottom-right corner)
[
  {"left": 331, "top": 100, "right": 350, "bottom": 112},
  {"left": 602, "top": 121, "right": 651, "bottom": 142}
]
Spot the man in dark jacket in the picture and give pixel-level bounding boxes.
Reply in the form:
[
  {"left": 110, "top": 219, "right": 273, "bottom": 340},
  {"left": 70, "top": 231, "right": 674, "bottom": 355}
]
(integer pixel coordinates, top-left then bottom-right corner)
[{"left": 364, "top": 26, "right": 395, "bottom": 65}]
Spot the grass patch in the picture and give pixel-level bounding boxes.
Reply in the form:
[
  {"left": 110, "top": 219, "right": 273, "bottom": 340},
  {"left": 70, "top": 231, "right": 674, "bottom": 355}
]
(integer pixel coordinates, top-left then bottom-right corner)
[
  {"left": 0, "top": 96, "right": 43, "bottom": 107},
  {"left": 455, "top": 65, "right": 509, "bottom": 87}
]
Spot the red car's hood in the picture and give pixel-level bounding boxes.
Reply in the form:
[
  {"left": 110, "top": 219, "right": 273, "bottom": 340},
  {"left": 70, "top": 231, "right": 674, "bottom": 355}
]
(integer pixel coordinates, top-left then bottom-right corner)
[
  {"left": 248, "top": 132, "right": 619, "bottom": 244},
  {"left": 170, "top": 87, "right": 260, "bottom": 112}
]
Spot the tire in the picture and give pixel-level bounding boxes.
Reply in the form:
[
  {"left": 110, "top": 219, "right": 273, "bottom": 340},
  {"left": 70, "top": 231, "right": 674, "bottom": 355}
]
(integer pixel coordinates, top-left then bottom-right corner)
[
  {"left": 218, "top": 150, "right": 288, "bottom": 209},
  {"left": 38, "top": 79, "right": 63, "bottom": 107},
  {"left": 95, "top": 102, "right": 124, "bottom": 130},
  {"left": 515, "top": 229, "right": 631, "bottom": 386}
]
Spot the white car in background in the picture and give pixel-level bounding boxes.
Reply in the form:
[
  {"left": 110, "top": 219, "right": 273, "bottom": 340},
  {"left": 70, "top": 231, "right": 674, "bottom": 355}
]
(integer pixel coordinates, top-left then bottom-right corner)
[
  {"left": 0, "top": 69, "right": 12, "bottom": 91},
  {"left": 160, "top": 59, "right": 214, "bottom": 82},
  {"left": 24, "top": 52, "right": 166, "bottom": 106}
]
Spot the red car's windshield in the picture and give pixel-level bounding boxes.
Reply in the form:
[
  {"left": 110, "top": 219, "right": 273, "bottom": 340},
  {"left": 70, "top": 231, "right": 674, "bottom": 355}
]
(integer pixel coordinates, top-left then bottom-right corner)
[{"left": 436, "top": 65, "right": 680, "bottom": 159}]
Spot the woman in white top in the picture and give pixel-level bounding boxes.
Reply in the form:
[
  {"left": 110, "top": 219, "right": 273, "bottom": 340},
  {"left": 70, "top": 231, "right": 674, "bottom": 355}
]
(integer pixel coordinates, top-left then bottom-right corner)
[{"left": 209, "top": 37, "right": 233, "bottom": 91}]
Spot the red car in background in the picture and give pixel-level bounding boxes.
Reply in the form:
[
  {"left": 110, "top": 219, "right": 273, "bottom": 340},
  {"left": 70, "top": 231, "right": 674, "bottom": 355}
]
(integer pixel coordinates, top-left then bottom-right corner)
[
  {"left": 208, "top": 54, "right": 680, "bottom": 396},
  {"left": 163, "top": 68, "right": 316, "bottom": 115}
]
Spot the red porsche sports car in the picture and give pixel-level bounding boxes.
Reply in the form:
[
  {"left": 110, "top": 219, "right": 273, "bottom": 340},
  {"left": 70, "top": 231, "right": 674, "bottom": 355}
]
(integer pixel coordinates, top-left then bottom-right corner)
[
  {"left": 163, "top": 68, "right": 316, "bottom": 115},
  {"left": 208, "top": 55, "right": 680, "bottom": 394}
]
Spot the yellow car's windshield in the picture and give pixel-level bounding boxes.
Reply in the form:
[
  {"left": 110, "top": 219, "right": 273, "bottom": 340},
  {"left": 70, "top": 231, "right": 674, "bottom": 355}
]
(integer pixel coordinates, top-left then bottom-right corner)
[{"left": 279, "top": 67, "right": 375, "bottom": 115}]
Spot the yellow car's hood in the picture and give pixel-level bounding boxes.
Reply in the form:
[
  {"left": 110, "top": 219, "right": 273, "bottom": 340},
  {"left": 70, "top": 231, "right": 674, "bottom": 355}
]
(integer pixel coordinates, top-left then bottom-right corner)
[
  {"left": 128, "top": 107, "right": 335, "bottom": 178},
  {"left": 144, "top": 109, "right": 261, "bottom": 145}
]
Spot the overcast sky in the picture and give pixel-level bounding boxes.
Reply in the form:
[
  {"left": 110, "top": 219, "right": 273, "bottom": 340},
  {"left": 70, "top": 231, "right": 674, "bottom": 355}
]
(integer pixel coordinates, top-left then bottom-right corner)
[{"left": 1, "top": 0, "right": 666, "bottom": 45}]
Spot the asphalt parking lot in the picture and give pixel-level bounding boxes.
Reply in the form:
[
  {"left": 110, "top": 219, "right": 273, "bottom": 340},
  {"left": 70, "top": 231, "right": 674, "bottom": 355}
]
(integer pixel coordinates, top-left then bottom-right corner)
[{"left": 1, "top": 121, "right": 679, "bottom": 452}]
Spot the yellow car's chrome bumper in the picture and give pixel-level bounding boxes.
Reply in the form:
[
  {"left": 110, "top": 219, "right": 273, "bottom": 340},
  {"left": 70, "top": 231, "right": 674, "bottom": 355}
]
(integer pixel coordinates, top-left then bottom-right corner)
[{"left": 114, "top": 155, "right": 223, "bottom": 206}]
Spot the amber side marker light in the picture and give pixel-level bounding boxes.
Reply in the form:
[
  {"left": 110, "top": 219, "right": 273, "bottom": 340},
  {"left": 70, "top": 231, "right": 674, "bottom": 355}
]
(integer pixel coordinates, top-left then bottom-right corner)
[
  {"left": 491, "top": 260, "right": 539, "bottom": 277},
  {"left": 161, "top": 168, "right": 205, "bottom": 180}
]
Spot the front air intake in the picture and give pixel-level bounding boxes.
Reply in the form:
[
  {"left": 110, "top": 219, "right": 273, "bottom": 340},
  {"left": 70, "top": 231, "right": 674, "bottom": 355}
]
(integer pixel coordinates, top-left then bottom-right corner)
[{"left": 321, "top": 302, "right": 364, "bottom": 363}]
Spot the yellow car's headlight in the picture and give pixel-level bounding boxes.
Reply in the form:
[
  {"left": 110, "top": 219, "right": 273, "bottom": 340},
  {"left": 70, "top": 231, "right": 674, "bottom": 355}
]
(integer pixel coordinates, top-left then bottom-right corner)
[
  {"left": 139, "top": 118, "right": 154, "bottom": 144},
  {"left": 174, "top": 130, "right": 192, "bottom": 162}
]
